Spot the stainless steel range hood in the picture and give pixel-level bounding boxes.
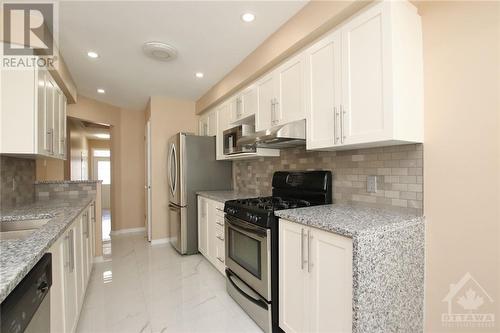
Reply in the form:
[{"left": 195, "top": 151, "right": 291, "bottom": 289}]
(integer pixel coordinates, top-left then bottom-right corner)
[{"left": 238, "top": 119, "right": 306, "bottom": 149}]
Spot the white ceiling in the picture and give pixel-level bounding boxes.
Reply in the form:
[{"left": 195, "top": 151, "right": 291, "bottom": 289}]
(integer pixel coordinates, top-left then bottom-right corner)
[{"left": 58, "top": 1, "right": 308, "bottom": 111}]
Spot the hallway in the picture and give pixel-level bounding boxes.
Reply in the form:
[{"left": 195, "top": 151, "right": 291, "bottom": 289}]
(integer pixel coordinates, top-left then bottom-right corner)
[{"left": 76, "top": 233, "right": 262, "bottom": 333}]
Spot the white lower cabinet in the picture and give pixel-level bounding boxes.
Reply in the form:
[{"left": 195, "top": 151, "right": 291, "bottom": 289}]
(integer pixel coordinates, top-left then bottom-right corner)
[
  {"left": 197, "top": 196, "right": 226, "bottom": 275},
  {"left": 279, "top": 219, "right": 353, "bottom": 333},
  {"left": 48, "top": 202, "right": 95, "bottom": 333}
]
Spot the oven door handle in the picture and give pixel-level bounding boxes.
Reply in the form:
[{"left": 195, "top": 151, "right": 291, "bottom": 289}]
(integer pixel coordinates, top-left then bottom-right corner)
[
  {"left": 226, "top": 269, "right": 268, "bottom": 310},
  {"left": 225, "top": 216, "right": 267, "bottom": 238}
]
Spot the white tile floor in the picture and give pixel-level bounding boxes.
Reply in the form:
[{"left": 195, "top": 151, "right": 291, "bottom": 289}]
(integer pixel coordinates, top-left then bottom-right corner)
[{"left": 76, "top": 233, "right": 263, "bottom": 333}]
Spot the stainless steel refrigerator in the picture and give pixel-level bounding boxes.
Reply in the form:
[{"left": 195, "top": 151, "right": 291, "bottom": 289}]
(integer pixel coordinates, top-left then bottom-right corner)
[{"left": 167, "top": 133, "right": 232, "bottom": 254}]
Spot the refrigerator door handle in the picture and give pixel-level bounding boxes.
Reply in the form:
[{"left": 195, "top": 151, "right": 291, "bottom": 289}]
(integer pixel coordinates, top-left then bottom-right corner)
[{"left": 168, "top": 143, "right": 177, "bottom": 196}]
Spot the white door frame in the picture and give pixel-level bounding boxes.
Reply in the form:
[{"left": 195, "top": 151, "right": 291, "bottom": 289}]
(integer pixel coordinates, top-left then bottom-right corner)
[{"left": 145, "top": 120, "right": 152, "bottom": 242}]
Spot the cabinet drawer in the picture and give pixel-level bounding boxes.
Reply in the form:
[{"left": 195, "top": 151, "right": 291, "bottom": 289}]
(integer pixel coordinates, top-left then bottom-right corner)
[
  {"left": 215, "top": 224, "right": 224, "bottom": 241},
  {"left": 215, "top": 215, "right": 224, "bottom": 227},
  {"left": 214, "top": 238, "right": 225, "bottom": 274}
]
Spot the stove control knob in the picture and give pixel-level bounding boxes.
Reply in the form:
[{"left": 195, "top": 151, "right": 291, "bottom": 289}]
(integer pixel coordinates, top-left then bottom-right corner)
[{"left": 251, "top": 215, "right": 259, "bottom": 223}]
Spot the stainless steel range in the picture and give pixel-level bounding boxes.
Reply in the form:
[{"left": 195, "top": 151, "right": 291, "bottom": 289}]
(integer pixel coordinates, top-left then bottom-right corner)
[{"left": 224, "top": 171, "right": 332, "bottom": 333}]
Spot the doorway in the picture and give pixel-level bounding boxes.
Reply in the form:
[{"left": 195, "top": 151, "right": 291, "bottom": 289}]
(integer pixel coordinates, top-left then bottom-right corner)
[{"left": 68, "top": 117, "right": 112, "bottom": 258}]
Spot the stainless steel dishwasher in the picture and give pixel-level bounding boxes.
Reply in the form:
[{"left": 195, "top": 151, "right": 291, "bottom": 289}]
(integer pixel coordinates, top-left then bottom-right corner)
[{"left": 0, "top": 253, "right": 52, "bottom": 333}]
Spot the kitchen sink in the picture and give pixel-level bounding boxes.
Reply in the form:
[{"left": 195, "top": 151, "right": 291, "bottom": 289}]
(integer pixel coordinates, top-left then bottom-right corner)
[{"left": 0, "top": 218, "right": 50, "bottom": 240}]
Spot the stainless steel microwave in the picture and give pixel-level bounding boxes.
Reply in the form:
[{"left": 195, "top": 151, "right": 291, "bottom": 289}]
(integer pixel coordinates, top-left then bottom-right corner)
[{"left": 223, "top": 124, "right": 256, "bottom": 155}]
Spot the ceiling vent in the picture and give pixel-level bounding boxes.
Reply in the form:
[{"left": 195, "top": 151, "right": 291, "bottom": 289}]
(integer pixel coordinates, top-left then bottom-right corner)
[{"left": 142, "top": 41, "right": 177, "bottom": 62}]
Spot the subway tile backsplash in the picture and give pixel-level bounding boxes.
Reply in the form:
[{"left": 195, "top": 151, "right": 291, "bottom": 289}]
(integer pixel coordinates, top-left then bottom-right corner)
[
  {"left": 233, "top": 144, "right": 423, "bottom": 214},
  {"left": 0, "top": 156, "right": 36, "bottom": 208}
]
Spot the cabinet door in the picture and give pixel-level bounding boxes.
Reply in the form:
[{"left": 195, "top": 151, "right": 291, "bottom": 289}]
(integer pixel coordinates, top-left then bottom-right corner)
[
  {"left": 36, "top": 69, "right": 50, "bottom": 156},
  {"left": 275, "top": 53, "right": 306, "bottom": 125},
  {"left": 87, "top": 206, "right": 93, "bottom": 278},
  {"left": 309, "top": 228, "right": 353, "bottom": 333},
  {"left": 74, "top": 217, "right": 84, "bottom": 309},
  {"left": 45, "top": 76, "right": 55, "bottom": 156},
  {"left": 199, "top": 115, "right": 209, "bottom": 136},
  {"left": 49, "top": 239, "right": 65, "bottom": 333},
  {"left": 279, "top": 220, "right": 308, "bottom": 333},
  {"left": 63, "top": 228, "right": 78, "bottom": 333},
  {"left": 228, "top": 96, "right": 240, "bottom": 123},
  {"left": 207, "top": 199, "right": 217, "bottom": 263},
  {"left": 197, "top": 196, "right": 208, "bottom": 255},
  {"left": 58, "top": 92, "right": 67, "bottom": 159},
  {"left": 216, "top": 103, "right": 230, "bottom": 160},
  {"left": 240, "top": 85, "right": 257, "bottom": 119},
  {"left": 80, "top": 213, "right": 89, "bottom": 287},
  {"left": 52, "top": 86, "right": 61, "bottom": 157},
  {"left": 341, "top": 3, "right": 391, "bottom": 145},
  {"left": 208, "top": 111, "right": 217, "bottom": 136},
  {"left": 256, "top": 72, "right": 275, "bottom": 131},
  {"left": 305, "top": 31, "right": 342, "bottom": 150}
]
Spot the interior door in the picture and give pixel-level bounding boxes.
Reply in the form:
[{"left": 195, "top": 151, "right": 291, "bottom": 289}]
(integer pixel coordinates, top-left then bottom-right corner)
[
  {"left": 341, "top": 2, "right": 391, "bottom": 145},
  {"left": 306, "top": 30, "right": 342, "bottom": 149},
  {"left": 145, "top": 120, "right": 152, "bottom": 241}
]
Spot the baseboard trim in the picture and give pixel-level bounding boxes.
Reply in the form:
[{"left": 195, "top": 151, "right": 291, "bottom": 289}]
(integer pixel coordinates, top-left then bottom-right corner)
[
  {"left": 151, "top": 238, "right": 170, "bottom": 246},
  {"left": 110, "top": 227, "right": 145, "bottom": 235}
]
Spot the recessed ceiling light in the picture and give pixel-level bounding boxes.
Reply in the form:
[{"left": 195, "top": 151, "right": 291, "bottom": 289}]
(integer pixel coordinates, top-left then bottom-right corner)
[
  {"left": 87, "top": 51, "right": 99, "bottom": 59},
  {"left": 95, "top": 133, "right": 110, "bottom": 139},
  {"left": 241, "top": 12, "right": 255, "bottom": 23},
  {"left": 195, "top": 72, "right": 204, "bottom": 78},
  {"left": 97, "top": 88, "right": 105, "bottom": 94}
]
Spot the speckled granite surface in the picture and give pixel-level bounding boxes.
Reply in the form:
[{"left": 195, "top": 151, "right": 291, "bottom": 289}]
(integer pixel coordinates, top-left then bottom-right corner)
[
  {"left": 34, "top": 180, "right": 102, "bottom": 184},
  {"left": 0, "top": 196, "right": 95, "bottom": 303},
  {"left": 276, "top": 204, "right": 425, "bottom": 333},
  {"left": 196, "top": 190, "right": 255, "bottom": 203}
]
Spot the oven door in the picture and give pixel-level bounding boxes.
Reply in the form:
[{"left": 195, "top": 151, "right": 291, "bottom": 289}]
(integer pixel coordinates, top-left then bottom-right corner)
[{"left": 225, "top": 215, "right": 271, "bottom": 301}]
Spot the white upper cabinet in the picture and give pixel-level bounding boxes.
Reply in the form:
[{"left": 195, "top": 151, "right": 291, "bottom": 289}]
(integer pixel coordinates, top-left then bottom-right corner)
[
  {"left": 275, "top": 53, "right": 306, "bottom": 125},
  {"left": 305, "top": 30, "right": 342, "bottom": 149},
  {"left": 216, "top": 102, "right": 231, "bottom": 160},
  {"left": 198, "top": 108, "right": 217, "bottom": 136},
  {"left": 256, "top": 72, "right": 276, "bottom": 131},
  {"left": 1, "top": 62, "right": 67, "bottom": 159},
  {"left": 229, "top": 84, "right": 257, "bottom": 125},
  {"left": 306, "top": 1, "right": 423, "bottom": 150},
  {"left": 256, "top": 53, "right": 306, "bottom": 132}
]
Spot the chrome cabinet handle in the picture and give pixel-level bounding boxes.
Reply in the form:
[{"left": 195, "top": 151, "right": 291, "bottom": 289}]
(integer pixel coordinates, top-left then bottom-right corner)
[
  {"left": 217, "top": 256, "right": 224, "bottom": 263},
  {"left": 216, "top": 235, "right": 224, "bottom": 241},
  {"left": 300, "top": 228, "right": 305, "bottom": 270},
  {"left": 274, "top": 99, "right": 279, "bottom": 124},
  {"left": 307, "top": 230, "right": 312, "bottom": 273},
  {"left": 334, "top": 106, "right": 339, "bottom": 144},
  {"left": 270, "top": 99, "right": 275, "bottom": 125},
  {"left": 69, "top": 229, "right": 75, "bottom": 272},
  {"left": 47, "top": 129, "right": 53, "bottom": 154},
  {"left": 64, "top": 235, "right": 70, "bottom": 269},
  {"left": 340, "top": 105, "right": 344, "bottom": 144}
]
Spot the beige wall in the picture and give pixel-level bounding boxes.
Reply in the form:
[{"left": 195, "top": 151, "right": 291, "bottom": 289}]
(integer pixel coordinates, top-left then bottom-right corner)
[
  {"left": 416, "top": 1, "right": 500, "bottom": 331},
  {"left": 148, "top": 96, "right": 197, "bottom": 240},
  {"left": 195, "top": 0, "right": 371, "bottom": 113},
  {"left": 35, "top": 159, "right": 65, "bottom": 181},
  {"left": 68, "top": 119, "right": 89, "bottom": 180},
  {"left": 68, "top": 96, "right": 145, "bottom": 232}
]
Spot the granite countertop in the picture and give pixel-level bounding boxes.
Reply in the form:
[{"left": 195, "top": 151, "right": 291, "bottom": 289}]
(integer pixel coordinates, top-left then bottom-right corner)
[
  {"left": 275, "top": 203, "right": 424, "bottom": 238},
  {"left": 196, "top": 190, "right": 256, "bottom": 203},
  {"left": 0, "top": 196, "right": 95, "bottom": 303},
  {"left": 34, "top": 180, "right": 102, "bottom": 184}
]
